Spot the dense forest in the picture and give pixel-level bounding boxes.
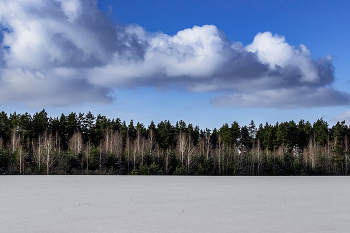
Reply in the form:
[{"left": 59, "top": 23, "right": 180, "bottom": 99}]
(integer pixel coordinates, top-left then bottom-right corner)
[{"left": 0, "top": 110, "right": 349, "bottom": 175}]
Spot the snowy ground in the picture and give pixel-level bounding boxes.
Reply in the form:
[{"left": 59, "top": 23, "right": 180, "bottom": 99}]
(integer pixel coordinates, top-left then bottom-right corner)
[{"left": 1, "top": 176, "right": 350, "bottom": 232}]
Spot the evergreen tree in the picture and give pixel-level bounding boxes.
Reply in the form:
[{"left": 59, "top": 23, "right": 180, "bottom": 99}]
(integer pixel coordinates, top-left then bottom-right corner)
[
  {"left": 128, "top": 120, "right": 136, "bottom": 141},
  {"left": 248, "top": 120, "right": 256, "bottom": 139},
  {"left": 230, "top": 121, "right": 241, "bottom": 147},
  {"left": 240, "top": 126, "right": 251, "bottom": 151},
  {"left": 313, "top": 118, "right": 329, "bottom": 146},
  {"left": 210, "top": 128, "right": 218, "bottom": 149},
  {"left": 298, "top": 120, "right": 312, "bottom": 151}
]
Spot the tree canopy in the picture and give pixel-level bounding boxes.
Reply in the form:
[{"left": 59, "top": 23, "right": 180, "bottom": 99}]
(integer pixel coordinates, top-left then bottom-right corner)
[{"left": 0, "top": 110, "right": 349, "bottom": 175}]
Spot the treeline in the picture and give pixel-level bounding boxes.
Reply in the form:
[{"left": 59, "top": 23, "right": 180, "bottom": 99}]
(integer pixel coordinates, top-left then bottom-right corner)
[{"left": 0, "top": 110, "right": 349, "bottom": 175}]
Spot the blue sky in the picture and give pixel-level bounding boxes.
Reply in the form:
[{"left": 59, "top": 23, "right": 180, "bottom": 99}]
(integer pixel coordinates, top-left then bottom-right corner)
[{"left": 0, "top": 0, "right": 350, "bottom": 130}]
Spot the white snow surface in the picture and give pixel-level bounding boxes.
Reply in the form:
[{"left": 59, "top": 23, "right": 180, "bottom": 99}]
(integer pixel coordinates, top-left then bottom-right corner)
[{"left": 1, "top": 176, "right": 350, "bottom": 232}]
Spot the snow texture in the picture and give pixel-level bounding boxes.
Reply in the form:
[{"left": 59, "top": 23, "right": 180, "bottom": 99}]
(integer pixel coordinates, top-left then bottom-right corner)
[{"left": 1, "top": 176, "right": 350, "bottom": 232}]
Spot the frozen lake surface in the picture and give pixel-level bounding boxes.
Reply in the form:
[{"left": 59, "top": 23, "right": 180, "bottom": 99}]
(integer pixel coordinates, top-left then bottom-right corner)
[{"left": 1, "top": 176, "right": 350, "bottom": 232}]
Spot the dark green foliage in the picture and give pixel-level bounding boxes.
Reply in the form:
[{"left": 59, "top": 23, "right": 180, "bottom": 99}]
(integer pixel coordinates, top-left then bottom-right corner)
[
  {"left": 93, "top": 114, "right": 110, "bottom": 146},
  {"left": 0, "top": 148, "right": 10, "bottom": 174},
  {"left": 66, "top": 112, "right": 79, "bottom": 138},
  {"left": 218, "top": 121, "right": 241, "bottom": 148},
  {"left": 187, "top": 124, "right": 200, "bottom": 146},
  {"left": 313, "top": 118, "right": 329, "bottom": 146},
  {"left": 34, "top": 164, "right": 46, "bottom": 175},
  {"left": 240, "top": 126, "right": 251, "bottom": 150},
  {"left": 174, "top": 164, "right": 187, "bottom": 175},
  {"left": 63, "top": 151, "right": 79, "bottom": 173},
  {"left": 131, "top": 162, "right": 161, "bottom": 175},
  {"left": 1, "top": 110, "right": 350, "bottom": 176},
  {"left": 196, "top": 155, "right": 213, "bottom": 175},
  {"left": 298, "top": 120, "right": 312, "bottom": 151},
  {"left": 105, "top": 153, "right": 119, "bottom": 173},
  {"left": 256, "top": 122, "right": 277, "bottom": 151},
  {"left": 262, "top": 157, "right": 277, "bottom": 175},
  {"left": 32, "top": 109, "right": 48, "bottom": 138},
  {"left": 210, "top": 128, "right": 218, "bottom": 149},
  {"left": 0, "top": 111, "right": 10, "bottom": 145},
  {"left": 226, "top": 159, "right": 239, "bottom": 176},
  {"left": 276, "top": 121, "right": 298, "bottom": 153},
  {"left": 88, "top": 146, "right": 100, "bottom": 170},
  {"left": 156, "top": 120, "right": 175, "bottom": 150}
]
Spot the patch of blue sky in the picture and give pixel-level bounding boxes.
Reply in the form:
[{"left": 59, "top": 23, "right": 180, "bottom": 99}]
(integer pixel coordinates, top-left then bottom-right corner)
[{"left": 1, "top": 0, "right": 350, "bottom": 128}]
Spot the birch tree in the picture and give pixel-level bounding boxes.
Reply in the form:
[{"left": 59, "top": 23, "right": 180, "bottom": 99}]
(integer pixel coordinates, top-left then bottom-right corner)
[
  {"left": 8, "top": 129, "right": 24, "bottom": 174},
  {"left": 176, "top": 131, "right": 186, "bottom": 166},
  {"left": 186, "top": 135, "right": 196, "bottom": 174}
]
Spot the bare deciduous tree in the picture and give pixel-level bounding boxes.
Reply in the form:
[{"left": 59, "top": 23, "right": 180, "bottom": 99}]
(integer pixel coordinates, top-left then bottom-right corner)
[
  {"left": 69, "top": 131, "right": 83, "bottom": 156},
  {"left": 33, "top": 136, "right": 43, "bottom": 171},
  {"left": 33, "top": 132, "right": 59, "bottom": 174},
  {"left": 8, "top": 129, "right": 25, "bottom": 174},
  {"left": 83, "top": 140, "right": 91, "bottom": 174},
  {"left": 304, "top": 136, "right": 318, "bottom": 172},
  {"left": 345, "top": 135, "right": 348, "bottom": 175},
  {"left": 206, "top": 131, "right": 211, "bottom": 160},
  {"left": 176, "top": 131, "right": 186, "bottom": 166},
  {"left": 100, "top": 129, "right": 123, "bottom": 172},
  {"left": 186, "top": 135, "right": 196, "bottom": 174},
  {"left": 113, "top": 131, "right": 123, "bottom": 161},
  {"left": 147, "top": 128, "right": 155, "bottom": 154}
]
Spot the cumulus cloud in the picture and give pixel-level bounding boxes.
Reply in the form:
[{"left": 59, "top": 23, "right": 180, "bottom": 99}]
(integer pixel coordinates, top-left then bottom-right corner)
[
  {"left": 334, "top": 110, "right": 350, "bottom": 124},
  {"left": 212, "top": 87, "right": 350, "bottom": 109},
  {"left": 0, "top": 0, "right": 348, "bottom": 108}
]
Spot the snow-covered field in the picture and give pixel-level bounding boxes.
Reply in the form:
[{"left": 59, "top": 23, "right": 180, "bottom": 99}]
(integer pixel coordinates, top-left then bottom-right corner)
[{"left": 1, "top": 176, "right": 349, "bottom": 232}]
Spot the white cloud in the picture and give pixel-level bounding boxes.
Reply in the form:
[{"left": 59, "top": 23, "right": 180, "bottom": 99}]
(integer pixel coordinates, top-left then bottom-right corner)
[
  {"left": 0, "top": 0, "right": 347, "bottom": 108},
  {"left": 334, "top": 110, "right": 350, "bottom": 124},
  {"left": 211, "top": 87, "right": 350, "bottom": 109},
  {"left": 59, "top": 0, "right": 82, "bottom": 22},
  {"left": 246, "top": 32, "right": 319, "bottom": 83}
]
